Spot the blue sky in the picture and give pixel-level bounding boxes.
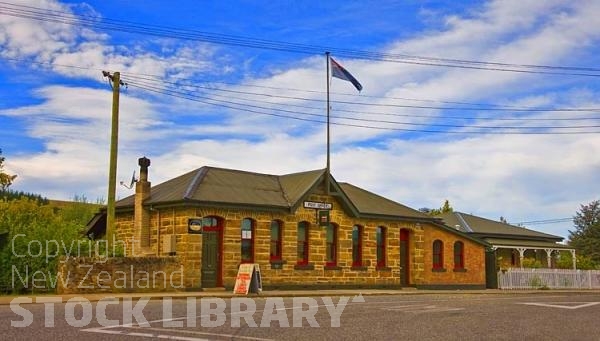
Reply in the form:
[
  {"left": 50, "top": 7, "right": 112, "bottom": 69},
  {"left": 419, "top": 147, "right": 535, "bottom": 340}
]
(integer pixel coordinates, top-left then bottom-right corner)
[{"left": 1, "top": 0, "right": 600, "bottom": 239}]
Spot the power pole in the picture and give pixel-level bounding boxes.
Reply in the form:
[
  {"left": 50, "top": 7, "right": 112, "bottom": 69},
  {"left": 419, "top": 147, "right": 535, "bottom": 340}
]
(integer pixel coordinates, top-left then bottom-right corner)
[
  {"left": 325, "top": 52, "right": 331, "bottom": 195},
  {"left": 102, "top": 71, "right": 124, "bottom": 250}
]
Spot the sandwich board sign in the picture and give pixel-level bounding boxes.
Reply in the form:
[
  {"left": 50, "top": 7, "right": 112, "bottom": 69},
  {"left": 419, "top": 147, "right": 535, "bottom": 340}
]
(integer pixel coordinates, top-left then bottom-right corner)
[{"left": 233, "top": 263, "right": 262, "bottom": 295}]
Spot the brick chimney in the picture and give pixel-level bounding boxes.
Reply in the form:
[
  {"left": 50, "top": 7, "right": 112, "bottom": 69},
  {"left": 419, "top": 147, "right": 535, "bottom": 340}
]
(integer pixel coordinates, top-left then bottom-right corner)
[{"left": 134, "top": 157, "right": 151, "bottom": 251}]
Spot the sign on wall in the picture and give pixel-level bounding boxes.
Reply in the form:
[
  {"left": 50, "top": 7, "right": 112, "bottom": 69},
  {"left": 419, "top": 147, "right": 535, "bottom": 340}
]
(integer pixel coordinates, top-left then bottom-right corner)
[
  {"left": 303, "top": 201, "right": 333, "bottom": 210},
  {"left": 188, "top": 218, "right": 203, "bottom": 234},
  {"left": 318, "top": 210, "right": 330, "bottom": 226}
]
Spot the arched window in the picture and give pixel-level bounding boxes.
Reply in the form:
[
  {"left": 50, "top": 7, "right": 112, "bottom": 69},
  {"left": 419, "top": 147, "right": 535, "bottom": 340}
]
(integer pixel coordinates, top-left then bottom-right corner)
[
  {"left": 454, "top": 241, "right": 464, "bottom": 270},
  {"left": 326, "top": 223, "right": 338, "bottom": 266},
  {"left": 352, "top": 225, "right": 363, "bottom": 267},
  {"left": 297, "top": 221, "right": 310, "bottom": 265},
  {"left": 433, "top": 240, "right": 444, "bottom": 270},
  {"left": 241, "top": 218, "right": 254, "bottom": 263},
  {"left": 376, "top": 226, "right": 387, "bottom": 268},
  {"left": 270, "top": 220, "right": 283, "bottom": 261}
]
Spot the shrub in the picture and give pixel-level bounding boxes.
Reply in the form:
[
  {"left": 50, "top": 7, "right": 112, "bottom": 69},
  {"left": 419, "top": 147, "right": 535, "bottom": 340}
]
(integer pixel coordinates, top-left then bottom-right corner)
[
  {"left": 521, "top": 257, "right": 543, "bottom": 268},
  {"left": 0, "top": 196, "right": 97, "bottom": 294}
]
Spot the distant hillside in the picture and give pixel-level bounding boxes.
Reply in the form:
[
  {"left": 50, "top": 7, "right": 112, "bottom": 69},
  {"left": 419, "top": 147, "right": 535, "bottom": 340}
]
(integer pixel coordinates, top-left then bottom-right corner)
[
  {"left": 48, "top": 199, "right": 103, "bottom": 209},
  {"left": 1, "top": 190, "right": 103, "bottom": 209},
  {"left": 0, "top": 189, "right": 48, "bottom": 204}
]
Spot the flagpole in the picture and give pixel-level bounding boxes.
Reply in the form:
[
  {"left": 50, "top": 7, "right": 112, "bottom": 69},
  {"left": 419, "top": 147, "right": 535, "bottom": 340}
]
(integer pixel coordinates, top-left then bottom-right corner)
[{"left": 325, "top": 51, "right": 331, "bottom": 195}]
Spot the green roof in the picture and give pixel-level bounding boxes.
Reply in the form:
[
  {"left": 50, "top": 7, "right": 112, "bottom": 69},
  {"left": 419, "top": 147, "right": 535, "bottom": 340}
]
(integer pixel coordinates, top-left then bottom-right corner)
[
  {"left": 117, "top": 166, "right": 291, "bottom": 209},
  {"left": 338, "top": 183, "right": 430, "bottom": 219},
  {"left": 279, "top": 169, "right": 326, "bottom": 206},
  {"left": 115, "top": 166, "right": 428, "bottom": 220},
  {"left": 436, "top": 212, "right": 564, "bottom": 242}
]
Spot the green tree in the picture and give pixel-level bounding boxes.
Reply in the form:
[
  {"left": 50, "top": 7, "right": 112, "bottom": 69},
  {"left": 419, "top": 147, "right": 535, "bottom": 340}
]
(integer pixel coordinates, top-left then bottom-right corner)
[
  {"left": 0, "top": 149, "right": 17, "bottom": 190},
  {"left": 568, "top": 200, "right": 600, "bottom": 263},
  {"left": 428, "top": 199, "right": 454, "bottom": 216},
  {"left": 0, "top": 196, "right": 96, "bottom": 294},
  {"left": 556, "top": 252, "right": 599, "bottom": 270}
]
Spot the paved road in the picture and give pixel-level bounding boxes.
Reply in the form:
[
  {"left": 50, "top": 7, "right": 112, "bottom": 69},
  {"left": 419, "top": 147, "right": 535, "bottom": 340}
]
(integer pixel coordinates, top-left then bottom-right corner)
[{"left": 2, "top": 292, "right": 600, "bottom": 340}]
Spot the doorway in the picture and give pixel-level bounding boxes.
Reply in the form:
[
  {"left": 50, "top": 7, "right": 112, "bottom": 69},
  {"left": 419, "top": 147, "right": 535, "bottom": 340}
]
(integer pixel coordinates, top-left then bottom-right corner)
[{"left": 201, "top": 217, "right": 223, "bottom": 288}]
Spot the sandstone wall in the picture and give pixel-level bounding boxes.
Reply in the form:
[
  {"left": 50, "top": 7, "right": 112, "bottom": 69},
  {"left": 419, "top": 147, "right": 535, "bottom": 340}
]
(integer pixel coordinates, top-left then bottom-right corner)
[
  {"left": 56, "top": 256, "right": 183, "bottom": 294},
  {"left": 112, "top": 191, "right": 487, "bottom": 290},
  {"left": 419, "top": 224, "right": 486, "bottom": 288}
]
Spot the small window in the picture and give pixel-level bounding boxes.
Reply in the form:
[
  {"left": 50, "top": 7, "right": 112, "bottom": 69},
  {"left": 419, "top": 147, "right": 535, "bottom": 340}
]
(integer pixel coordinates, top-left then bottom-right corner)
[
  {"left": 433, "top": 239, "right": 444, "bottom": 269},
  {"left": 270, "top": 220, "right": 283, "bottom": 261},
  {"left": 297, "top": 221, "right": 309, "bottom": 265},
  {"left": 326, "top": 223, "right": 338, "bottom": 266},
  {"left": 241, "top": 218, "right": 254, "bottom": 263},
  {"left": 454, "top": 241, "right": 464, "bottom": 270},
  {"left": 376, "top": 226, "right": 386, "bottom": 268},
  {"left": 352, "top": 225, "right": 363, "bottom": 267}
]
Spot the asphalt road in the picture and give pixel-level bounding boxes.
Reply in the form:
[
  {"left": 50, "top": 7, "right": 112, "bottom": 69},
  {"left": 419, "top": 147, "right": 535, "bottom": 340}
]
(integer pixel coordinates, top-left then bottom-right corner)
[{"left": 2, "top": 292, "right": 600, "bottom": 340}]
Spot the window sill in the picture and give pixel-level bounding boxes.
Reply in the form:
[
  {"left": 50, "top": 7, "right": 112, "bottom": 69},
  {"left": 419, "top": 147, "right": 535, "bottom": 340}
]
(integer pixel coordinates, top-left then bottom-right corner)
[
  {"left": 376, "top": 266, "right": 392, "bottom": 271},
  {"left": 270, "top": 259, "right": 286, "bottom": 269},
  {"left": 294, "top": 263, "right": 315, "bottom": 270},
  {"left": 351, "top": 266, "right": 368, "bottom": 271},
  {"left": 324, "top": 265, "right": 342, "bottom": 270},
  {"left": 432, "top": 268, "right": 447, "bottom": 272},
  {"left": 453, "top": 268, "right": 467, "bottom": 272}
]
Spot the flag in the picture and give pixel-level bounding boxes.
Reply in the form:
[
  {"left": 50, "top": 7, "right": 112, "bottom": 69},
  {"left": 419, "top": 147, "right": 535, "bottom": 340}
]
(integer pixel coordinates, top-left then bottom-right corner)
[{"left": 330, "top": 57, "right": 363, "bottom": 91}]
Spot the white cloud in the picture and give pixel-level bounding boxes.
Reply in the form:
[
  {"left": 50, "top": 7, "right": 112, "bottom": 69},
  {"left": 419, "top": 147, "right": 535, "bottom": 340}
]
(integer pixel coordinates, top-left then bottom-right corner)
[{"left": 0, "top": 0, "right": 219, "bottom": 81}]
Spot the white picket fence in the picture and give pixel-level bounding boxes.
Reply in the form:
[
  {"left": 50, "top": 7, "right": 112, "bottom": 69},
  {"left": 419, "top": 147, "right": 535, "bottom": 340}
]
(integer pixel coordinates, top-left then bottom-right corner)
[{"left": 498, "top": 268, "right": 600, "bottom": 289}]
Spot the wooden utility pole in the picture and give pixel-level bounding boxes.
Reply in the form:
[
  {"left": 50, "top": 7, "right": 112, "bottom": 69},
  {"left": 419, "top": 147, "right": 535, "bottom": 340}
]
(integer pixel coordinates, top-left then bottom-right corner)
[
  {"left": 325, "top": 52, "right": 331, "bottom": 195},
  {"left": 103, "top": 71, "right": 122, "bottom": 249}
]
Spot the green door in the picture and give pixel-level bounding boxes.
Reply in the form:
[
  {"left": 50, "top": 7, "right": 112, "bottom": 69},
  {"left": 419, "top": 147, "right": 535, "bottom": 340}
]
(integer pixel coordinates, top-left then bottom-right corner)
[
  {"left": 201, "top": 231, "right": 221, "bottom": 288},
  {"left": 485, "top": 250, "right": 498, "bottom": 289},
  {"left": 400, "top": 229, "right": 410, "bottom": 287}
]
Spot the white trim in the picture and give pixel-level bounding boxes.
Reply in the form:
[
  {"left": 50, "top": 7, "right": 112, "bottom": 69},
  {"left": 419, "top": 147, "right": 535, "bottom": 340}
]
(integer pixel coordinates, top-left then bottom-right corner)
[{"left": 491, "top": 245, "right": 574, "bottom": 252}]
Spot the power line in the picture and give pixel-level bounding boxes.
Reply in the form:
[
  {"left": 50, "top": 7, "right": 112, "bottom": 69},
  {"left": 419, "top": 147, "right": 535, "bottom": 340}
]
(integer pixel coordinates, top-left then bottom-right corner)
[
  {"left": 125, "top": 78, "right": 600, "bottom": 129},
  {"left": 124, "top": 78, "right": 600, "bottom": 134},
  {"left": 517, "top": 218, "right": 573, "bottom": 225},
  {"left": 2, "top": 2, "right": 600, "bottom": 77},
  {"left": 4, "top": 53, "right": 600, "bottom": 128},
  {"left": 124, "top": 72, "right": 559, "bottom": 110},
  {"left": 122, "top": 76, "right": 600, "bottom": 126},
  {"left": 6, "top": 55, "right": 600, "bottom": 123},
  {"left": 122, "top": 74, "right": 600, "bottom": 114}
]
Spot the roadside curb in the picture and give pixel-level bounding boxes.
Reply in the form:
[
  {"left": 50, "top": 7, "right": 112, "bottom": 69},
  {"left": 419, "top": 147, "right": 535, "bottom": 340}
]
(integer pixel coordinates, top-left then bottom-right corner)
[{"left": 3, "top": 289, "right": 600, "bottom": 305}]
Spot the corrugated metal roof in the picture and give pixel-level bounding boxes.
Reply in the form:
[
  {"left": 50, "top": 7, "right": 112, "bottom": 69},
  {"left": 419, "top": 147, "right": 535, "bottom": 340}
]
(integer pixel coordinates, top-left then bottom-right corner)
[
  {"left": 338, "top": 183, "right": 429, "bottom": 218},
  {"left": 188, "top": 167, "right": 289, "bottom": 207},
  {"left": 279, "top": 169, "right": 325, "bottom": 205},
  {"left": 436, "top": 212, "right": 563, "bottom": 241},
  {"left": 117, "top": 167, "right": 291, "bottom": 208},
  {"left": 115, "top": 167, "right": 201, "bottom": 207},
  {"left": 115, "top": 166, "right": 428, "bottom": 220}
]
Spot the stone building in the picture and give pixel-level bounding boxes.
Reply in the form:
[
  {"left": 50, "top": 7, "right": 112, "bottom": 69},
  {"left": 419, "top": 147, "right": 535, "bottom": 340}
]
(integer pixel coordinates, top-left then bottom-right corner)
[
  {"left": 88, "top": 157, "right": 488, "bottom": 290},
  {"left": 436, "top": 212, "right": 575, "bottom": 284}
]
